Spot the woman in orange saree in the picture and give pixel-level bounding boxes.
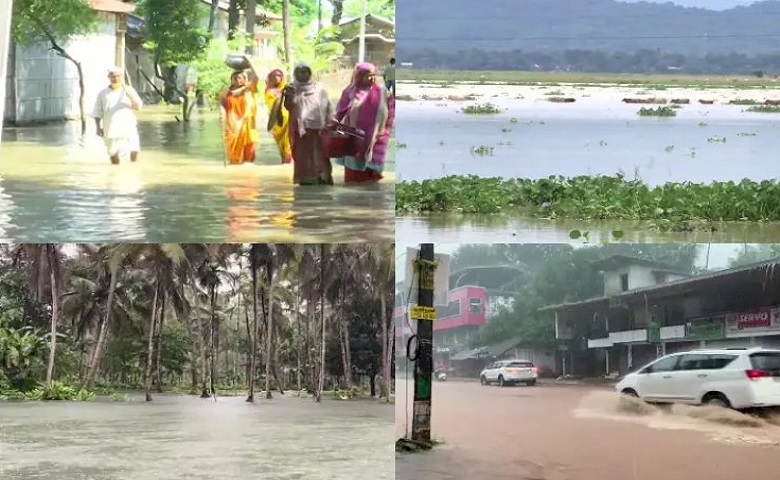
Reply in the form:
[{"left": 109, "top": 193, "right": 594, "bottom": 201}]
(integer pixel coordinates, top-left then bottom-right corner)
[
  {"left": 220, "top": 62, "right": 259, "bottom": 165},
  {"left": 265, "top": 68, "right": 293, "bottom": 164}
]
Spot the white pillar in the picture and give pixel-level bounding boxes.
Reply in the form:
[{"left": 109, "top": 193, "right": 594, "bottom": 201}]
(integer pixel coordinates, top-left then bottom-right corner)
[
  {"left": 357, "top": 0, "right": 367, "bottom": 63},
  {"left": 605, "top": 349, "right": 610, "bottom": 376},
  {"left": 0, "top": 0, "right": 13, "bottom": 142},
  {"left": 627, "top": 344, "right": 633, "bottom": 369}
]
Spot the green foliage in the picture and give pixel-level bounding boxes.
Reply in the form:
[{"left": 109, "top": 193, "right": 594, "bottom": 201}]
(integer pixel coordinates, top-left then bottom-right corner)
[
  {"left": 728, "top": 245, "right": 780, "bottom": 268},
  {"left": 343, "top": 0, "right": 395, "bottom": 18},
  {"left": 284, "top": 25, "right": 345, "bottom": 73},
  {"left": 637, "top": 106, "right": 676, "bottom": 117},
  {"left": 191, "top": 36, "right": 254, "bottom": 105},
  {"left": 746, "top": 105, "right": 780, "bottom": 113},
  {"left": 11, "top": 0, "right": 98, "bottom": 46},
  {"left": 396, "top": 175, "right": 780, "bottom": 230},
  {"left": 461, "top": 103, "right": 501, "bottom": 114},
  {"left": 264, "top": 0, "right": 319, "bottom": 27},
  {"left": 24, "top": 381, "right": 95, "bottom": 401},
  {"left": 137, "top": 0, "right": 211, "bottom": 66}
]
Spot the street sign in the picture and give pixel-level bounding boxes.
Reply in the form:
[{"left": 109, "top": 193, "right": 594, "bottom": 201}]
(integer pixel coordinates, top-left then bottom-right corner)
[{"left": 410, "top": 305, "right": 436, "bottom": 321}]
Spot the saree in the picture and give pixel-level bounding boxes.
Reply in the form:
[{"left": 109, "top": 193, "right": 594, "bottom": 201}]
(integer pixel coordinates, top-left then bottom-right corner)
[
  {"left": 286, "top": 66, "right": 334, "bottom": 185},
  {"left": 265, "top": 69, "right": 293, "bottom": 164},
  {"left": 221, "top": 84, "right": 259, "bottom": 165},
  {"left": 333, "top": 62, "right": 395, "bottom": 183}
]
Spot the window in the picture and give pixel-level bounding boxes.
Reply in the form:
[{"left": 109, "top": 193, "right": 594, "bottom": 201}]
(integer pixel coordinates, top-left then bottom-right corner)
[
  {"left": 620, "top": 273, "right": 629, "bottom": 292},
  {"left": 642, "top": 355, "right": 679, "bottom": 373},
  {"left": 437, "top": 300, "right": 461, "bottom": 319},
  {"left": 750, "top": 352, "right": 780, "bottom": 372},
  {"left": 507, "top": 361, "right": 534, "bottom": 368},
  {"left": 676, "top": 354, "right": 708, "bottom": 370},
  {"left": 704, "top": 354, "right": 738, "bottom": 369},
  {"left": 469, "top": 298, "right": 482, "bottom": 313}
]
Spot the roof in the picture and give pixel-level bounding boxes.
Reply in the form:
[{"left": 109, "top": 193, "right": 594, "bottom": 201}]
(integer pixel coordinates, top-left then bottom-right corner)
[
  {"left": 664, "top": 347, "right": 780, "bottom": 356},
  {"left": 539, "top": 257, "right": 780, "bottom": 313},
  {"left": 590, "top": 255, "right": 691, "bottom": 276},
  {"left": 342, "top": 33, "right": 396, "bottom": 44},
  {"left": 199, "top": 0, "right": 282, "bottom": 21},
  {"left": 339, "top": 14, "right": 395, "bottom": 28},
  {"left": 89, "top": 0, "right": 135, "bottom": 14}
]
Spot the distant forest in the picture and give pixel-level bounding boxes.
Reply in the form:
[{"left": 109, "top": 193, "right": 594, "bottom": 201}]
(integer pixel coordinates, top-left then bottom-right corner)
[
  {"left": 396, "top": 0, "right": 780, "bottom": 74},
  {"left": 404, "top": 49, "right": 780, "bottom": 75}
]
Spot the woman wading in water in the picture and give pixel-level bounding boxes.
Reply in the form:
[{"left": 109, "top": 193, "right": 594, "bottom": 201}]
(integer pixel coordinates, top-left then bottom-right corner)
[
  {"left": 265, "top": 69, "right": 293, "bottom": 164},
  {"left": 281, "top": 63, "right": 335, "bottom": 185},
  {"left": 333, "top": 62, "right": 394, "bottom": 183},
  {"left": 219, "top": 56, "right": 260, "bottom": 165}
]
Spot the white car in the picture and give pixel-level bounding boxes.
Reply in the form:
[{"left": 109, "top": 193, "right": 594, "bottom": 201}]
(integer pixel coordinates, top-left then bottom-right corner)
[
  {"left": 480, "top": 359, "right": 538, "bottom": 387},
  {"left": 615, "top": 347, "right": 780, "bottom": 410}
]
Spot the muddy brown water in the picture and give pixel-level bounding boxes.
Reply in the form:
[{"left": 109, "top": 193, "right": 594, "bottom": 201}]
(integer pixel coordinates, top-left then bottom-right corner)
[
  {"left": 395, "top": 380, "right": 780, "bottom": 480},
  {"left": 0, "top": 107, "right": 395, "bottom": 242},
  {"left": 0, "top": 394, "right": 393, "bottom": 480}
]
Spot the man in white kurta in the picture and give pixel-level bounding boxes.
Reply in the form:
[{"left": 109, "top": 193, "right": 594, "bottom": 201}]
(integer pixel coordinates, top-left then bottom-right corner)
[{"left": 91, "top": 67, "right": 143, "bottom": 164}]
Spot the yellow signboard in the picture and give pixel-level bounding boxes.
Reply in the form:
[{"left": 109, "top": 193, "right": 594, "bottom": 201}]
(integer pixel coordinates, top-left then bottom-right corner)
[{"left": 410, "top": 306, "right": 437, "bottom": 321}]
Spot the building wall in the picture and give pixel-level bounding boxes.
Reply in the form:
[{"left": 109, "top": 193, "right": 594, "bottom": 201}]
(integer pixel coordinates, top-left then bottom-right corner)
[
  {"left": 6, "top": 12, "right": 117, "bottom": 124},
  {"left": 499, "top": 347, "right": 557, "bottom": 373},
  {"left": 604, "top": 265, "right": 661, "bottom": 295}
]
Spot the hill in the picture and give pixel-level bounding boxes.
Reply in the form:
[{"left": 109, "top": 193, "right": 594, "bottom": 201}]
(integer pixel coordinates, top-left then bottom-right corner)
[{"left": 396, "top": 0, "right": 780, "bottom": 57}]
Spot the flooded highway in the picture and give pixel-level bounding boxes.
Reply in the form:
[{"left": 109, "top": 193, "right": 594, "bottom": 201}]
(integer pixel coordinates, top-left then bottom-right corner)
[
  {"left": 396, "top": 379, "right": 780, "bottom": 480},
  {"left": 0, "top": 107, "right": 395, "bottom": 242}
]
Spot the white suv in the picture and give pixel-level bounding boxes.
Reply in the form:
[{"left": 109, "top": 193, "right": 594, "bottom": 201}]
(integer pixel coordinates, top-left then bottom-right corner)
[
  {"left": 480, "top": 359, "right": 538, "bottom": 387},
  {"left": 615, "top": 347, "right": 780, "bottom": 410}
]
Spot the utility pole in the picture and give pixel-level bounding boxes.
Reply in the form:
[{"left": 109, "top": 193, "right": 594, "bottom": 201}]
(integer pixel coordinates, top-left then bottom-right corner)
[
  {"left": 317, "top": 0, "right": 322, "bottom": 33},
  {"left": 0, "top": 0, "right": 13, "bottom": 143},
  {"left": 358, "top": 0, "right": 367, "bottom": 63},
  {"left": 411, "top": 244, "right": 436, "bottom": 442}
]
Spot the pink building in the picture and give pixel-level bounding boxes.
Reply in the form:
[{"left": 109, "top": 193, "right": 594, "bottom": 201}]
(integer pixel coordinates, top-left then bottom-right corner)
[{"left": 395, "top": 286, "right": 488, "bottom": 346}]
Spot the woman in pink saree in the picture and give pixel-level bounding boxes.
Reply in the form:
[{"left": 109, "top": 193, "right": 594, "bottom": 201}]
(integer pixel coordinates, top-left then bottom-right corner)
[{"left": 333, "top": 62, "right": 395, "bottom": 183}]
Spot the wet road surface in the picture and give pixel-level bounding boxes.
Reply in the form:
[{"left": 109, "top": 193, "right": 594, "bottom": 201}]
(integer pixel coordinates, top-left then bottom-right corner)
[
  {"left": 395, "top": 379, "right": 780, "bottom": 480},
  {"left": 0, "top": 107, "right": 395, "bottom": 242},
  {"left": 1, "top": 393, "right": 394, "bottom": 480}
]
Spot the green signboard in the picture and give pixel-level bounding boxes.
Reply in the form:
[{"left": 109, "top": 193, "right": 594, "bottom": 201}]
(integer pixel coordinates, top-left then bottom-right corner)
[
  {"left": 647, "top": 320, "right": 661, "bottom": 343},
  {"left": 686, "top": 319, "right": 725, "bottom": 341}
]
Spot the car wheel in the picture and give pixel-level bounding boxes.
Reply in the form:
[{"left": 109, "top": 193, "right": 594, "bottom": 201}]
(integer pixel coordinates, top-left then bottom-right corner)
[
  {"left": 480, "top": 376, "right": 488, "bottom": 386},
  {"left": 498, "top": 375, "right": 505, "bottom": 387},
  {"left": 621, "top": 389, "right": 639, "bottom": 397},
  {"left": 703, "top": 393, "right": 731, "bottom": 409},
  {"left": 526, "top": 380, "right": 536, "bottom": 386}
]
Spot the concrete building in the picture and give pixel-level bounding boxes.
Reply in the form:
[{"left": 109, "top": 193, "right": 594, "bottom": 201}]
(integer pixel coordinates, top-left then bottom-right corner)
[{"left": 541, "top": 256, "right": 780, "bottom": 378}]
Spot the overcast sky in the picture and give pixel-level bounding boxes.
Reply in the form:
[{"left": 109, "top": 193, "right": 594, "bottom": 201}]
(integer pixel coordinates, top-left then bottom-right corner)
[{"left": 396, "top": 243, "right": 752, "bottom": 283}]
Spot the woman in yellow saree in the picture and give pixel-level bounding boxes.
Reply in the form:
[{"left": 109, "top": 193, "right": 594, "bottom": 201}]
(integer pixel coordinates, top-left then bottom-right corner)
[
  {"left": 219, "top": 63, "right": 259, "bottom": 165},
  {"left": 265, "top": 69, "right": 293, "bottom": 164}
]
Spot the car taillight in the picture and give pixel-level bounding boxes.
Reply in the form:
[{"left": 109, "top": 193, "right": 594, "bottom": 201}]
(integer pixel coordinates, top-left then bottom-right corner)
[
  {"left": 531, "top": 367, "right": 538, "bottom": 373},
  {"left": 746, "top": 369, "right": 767, "bottom": 379}
]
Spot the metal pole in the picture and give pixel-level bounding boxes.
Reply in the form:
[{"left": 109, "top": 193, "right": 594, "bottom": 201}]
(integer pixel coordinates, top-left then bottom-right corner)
[
  {"left": 411, "top": 244, "right": 435, "bottom": 442},
  {"left": 357, "top": 0, "right": 367, "bottom": 63},
  {"left": 0, "top": 0, "right": 13, "bottom": 144}
]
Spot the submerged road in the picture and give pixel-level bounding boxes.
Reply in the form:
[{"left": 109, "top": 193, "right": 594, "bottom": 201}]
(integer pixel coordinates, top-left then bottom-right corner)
[{"left": 396, "top": 379, "right": 780, "bottom": 480}]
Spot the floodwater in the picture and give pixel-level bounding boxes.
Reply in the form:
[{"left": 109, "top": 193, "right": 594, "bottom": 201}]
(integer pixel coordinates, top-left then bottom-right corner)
[
  {"left": 396, "top": 97, "right": 780, "bottom": 184},
  {"left": 0, "top": 394, "right": 393, "bottom": 480},
  {"left": 396, "top": 215, "right": 780, "bottom": 243},
  {"left": 396, "top": 380, "right": 780, "bottom": 480},
  {"left": 0, "top": 107, "right": 395, "bottom": 242}
]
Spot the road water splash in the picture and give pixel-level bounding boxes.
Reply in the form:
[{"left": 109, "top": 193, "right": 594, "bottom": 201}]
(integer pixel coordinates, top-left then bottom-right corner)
[{"left": 573, "top": 391, "right": 780, "bottom": 446}]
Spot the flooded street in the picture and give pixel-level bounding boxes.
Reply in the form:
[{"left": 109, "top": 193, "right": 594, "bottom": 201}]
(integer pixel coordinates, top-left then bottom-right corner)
[
  {"left": 0, "top": 107, "right": 395, "bottom": 242},
  {"left": 396, "top": 85, "right": 780, "bottom": 184},
  {"left": 396, "top": 215, "right": 780, "bottom": 243},
  {"left": 1, "top": 394, "right": 393, "bottom": 480},
  {"left": 395, "top": 380, "right": 780, "bottom": 480}
]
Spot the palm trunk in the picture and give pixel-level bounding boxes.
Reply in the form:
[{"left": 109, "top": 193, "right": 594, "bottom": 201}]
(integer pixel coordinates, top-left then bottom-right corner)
[
  {"left": 282, "top": 0, "right": 292, "bottom": 65},
  {"left": 296, "top": 293, "right": 302, "bottom": 394},
  {"left": 44, "top": 247, "right": 58, "bottom": 391},
  {"left": 247, "top": 269, "right": 258, "bottom": 402},
  {"left": 316, "top": 245, "right": 326, "bottom": 402},
  {"left": 84, "top": 268, "right": 118, "bottom": 388},
  {"left": 155, "top": 290, "right": 167, "bottom": 392},
  {"left": 264, "top": 274, "right": 275, "bottom": 399},
  {"left": 380, "top": 293, "right": 390, "bottom": 400},
  {"left": 339, "top": 282, "right": 353, "bottom": 390},
  {"left": 144, "top": 280, "right": 160, "bottom": 402},
  {"left": 209, "top": 285, "right": 218, "bottom": 399}
]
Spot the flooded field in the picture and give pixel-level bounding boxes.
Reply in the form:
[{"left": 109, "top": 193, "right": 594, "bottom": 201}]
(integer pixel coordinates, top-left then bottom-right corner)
[
  {"left": 0, "top": 107, "right": 395, "bottom": 242},
  {"left": 1, "top": 394, "right": 393, "bottom": 480},
  {"left": 396, "top": 380, "right": 780, "bottom": 480},
  {"left": 396, "top": 216, "right": 780, "bottom": 243},
  {"left": 396, "top": 83, "right": 780, "bottom": 184}
]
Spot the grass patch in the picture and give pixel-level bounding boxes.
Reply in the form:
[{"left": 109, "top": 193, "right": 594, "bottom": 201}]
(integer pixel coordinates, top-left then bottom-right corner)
[
  {"left": 746, "top": 105, "right": 780, "bottom": 113},
  {"left": 398, "top": 69, "right": 776, "bottom": 89},
  {"left": 395, "top": 175, "right": 780, "bottom": 230},
  {"left": 637, "top": 106, "right": 677, "bottom": 117},
  {"left": 729, "top": 99, "right": 760, "bottom": 105},
  {"left": 470, "top": 145, "right": 494, "bottom": 156},
  {"left": 461, "top": 102, "right": 501, "bottom": 114}
]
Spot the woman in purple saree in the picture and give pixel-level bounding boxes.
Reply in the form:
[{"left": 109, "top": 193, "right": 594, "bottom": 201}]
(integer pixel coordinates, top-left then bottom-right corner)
[{"left": 333, "top": 62, "right": 395, "bottom": 183}]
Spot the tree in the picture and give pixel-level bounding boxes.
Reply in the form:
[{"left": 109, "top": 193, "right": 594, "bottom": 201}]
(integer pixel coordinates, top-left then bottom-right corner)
[
  {"left": 728, "top": 245, "right": 780, "bottom": 268},
  {"left": 11, "top": 0, "right": 99, "bottom": 136},
  {"left": 136, "top": 0, "right": 211, "bottom": 120},
  {"left": 282, "top": 0, "right": 293, "bottom": 65}
]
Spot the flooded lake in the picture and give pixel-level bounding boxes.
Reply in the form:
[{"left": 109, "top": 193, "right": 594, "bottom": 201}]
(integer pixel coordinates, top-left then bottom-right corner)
[
  {"left": 0, "top": 394, "right": 393, "bottom": 480},
  {"left": 0, "top": 107, "right": 394, "bottom": 242},
  {"left": 396, "top": 215, "right": 780, "bottom": 243},
  {"left": 396, "top": 87, "right": 780, "bottom": 184}
]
